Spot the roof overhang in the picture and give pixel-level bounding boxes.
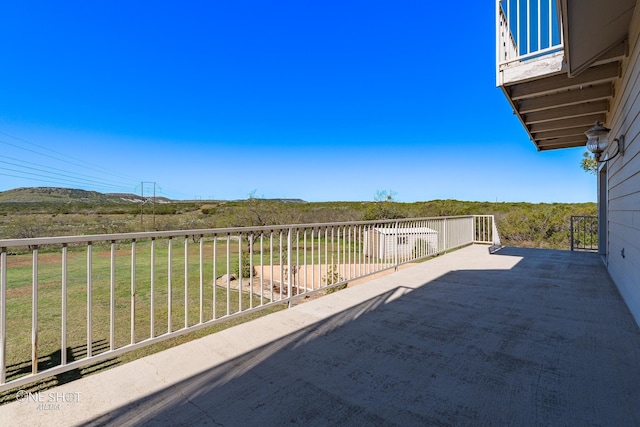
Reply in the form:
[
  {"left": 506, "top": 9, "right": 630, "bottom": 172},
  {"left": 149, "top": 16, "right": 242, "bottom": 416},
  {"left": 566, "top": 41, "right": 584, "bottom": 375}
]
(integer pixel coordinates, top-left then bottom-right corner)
[
  {"left": 498, "top": 0, "right": 637, "bottom": 151},
  {"left": 561, "top": 0, "right": 636, "bottom": 77}
]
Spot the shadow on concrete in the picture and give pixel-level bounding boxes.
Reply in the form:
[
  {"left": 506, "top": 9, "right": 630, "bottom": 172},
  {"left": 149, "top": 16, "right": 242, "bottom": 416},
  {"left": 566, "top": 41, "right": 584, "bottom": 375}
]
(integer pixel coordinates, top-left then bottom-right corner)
[
  {"left": 0, "top": 340, "right": 120, "bottom": 405},
  {"left": 85, "top": 247, "right": 640, "bottom": 426}
]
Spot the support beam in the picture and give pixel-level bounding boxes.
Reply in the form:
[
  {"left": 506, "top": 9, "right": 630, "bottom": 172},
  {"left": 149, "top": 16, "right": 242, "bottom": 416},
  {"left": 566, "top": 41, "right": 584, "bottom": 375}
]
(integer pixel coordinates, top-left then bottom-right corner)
[
  {"left": 536, "top": 135, "right": 588, "bottom": 149},
  {"left": 528, "top": 114, "right": 605, "bottom": 133},
  {"left": 518, "top": 83, "right": 613, "bottom": 114},
  {"left": 508, "top": 62, "right": 620, "bottom": 100},
  {"left": 523, "top": 100, "right": 609, "bottom": 124},
  {"left": 533, "top": 126, "right": 592, "bottom": 140}
]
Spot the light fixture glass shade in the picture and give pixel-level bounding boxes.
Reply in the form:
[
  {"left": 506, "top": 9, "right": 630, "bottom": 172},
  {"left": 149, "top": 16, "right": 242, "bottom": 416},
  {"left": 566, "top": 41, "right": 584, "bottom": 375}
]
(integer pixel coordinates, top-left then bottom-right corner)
[{"left": 585, "top": 121, "right": 610, "bottom": 155}]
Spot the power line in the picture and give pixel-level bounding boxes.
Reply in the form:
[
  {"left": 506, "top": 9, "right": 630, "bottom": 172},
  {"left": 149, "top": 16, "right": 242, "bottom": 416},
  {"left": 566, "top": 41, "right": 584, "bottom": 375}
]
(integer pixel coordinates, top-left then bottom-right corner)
[
  {"left": 0, "top": 130, "right": 196, "bottom": 199},
  {"left": 0, "top": 171, "right": 131, "bottom": 192},
  {"left": 0, "top": 131, "right": 140, "bottom": 183},
  {"left": 0, "top": 155, "right": 135, "bottom": 192},
  {"left": 0, "top": 131, "right": 141, "bottom": 193}
]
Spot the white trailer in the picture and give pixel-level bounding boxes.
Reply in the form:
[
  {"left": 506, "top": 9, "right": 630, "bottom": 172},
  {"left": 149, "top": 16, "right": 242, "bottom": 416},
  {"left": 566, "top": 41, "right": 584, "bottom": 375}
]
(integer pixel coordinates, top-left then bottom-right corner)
[{"left": 363, "top": 226, "right": 438, "bottom": 260}]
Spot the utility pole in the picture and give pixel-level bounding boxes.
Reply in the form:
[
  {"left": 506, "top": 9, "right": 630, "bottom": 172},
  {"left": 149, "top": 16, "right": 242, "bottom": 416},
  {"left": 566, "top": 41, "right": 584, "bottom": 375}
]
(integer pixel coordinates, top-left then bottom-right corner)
[
  {"left": 139, "top": 182, "right": 157, "bottom": 229},
  {"left": 141, "top": 182, "right": 144, "bottom": 227}
]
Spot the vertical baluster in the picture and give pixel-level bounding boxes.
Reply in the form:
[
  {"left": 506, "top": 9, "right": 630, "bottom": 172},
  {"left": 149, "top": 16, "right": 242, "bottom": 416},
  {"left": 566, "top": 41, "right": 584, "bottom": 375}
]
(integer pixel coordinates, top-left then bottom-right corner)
[
  {"left": 359, "top": 225, "right": 363, "bottom": 277},
  {"left": 213, "top": 235, "right": 217, "bottom": 319},
  {"left": 150, "top": 238, "right": 155, "bottom": 338},
  {"left": 212, "top": 234, "right": 218, "bottom": 320},
  {"left": 287, "top": 228, "right": 292, "bottom": 305},
  {"left": 318, "top": 228, "right": 322, "bottom": 288},
  {"left": 347, "top": 226, "right": 352, "bottom": 280},
  {"left": 226, "top": 234, "right": 231, "bottom": 316},
  {"left": 167, "top": 238, "right": 172, "bottom": 333},
  {"left": 331, "top": 226, "right": 341, "bottom": 283},
  {"left": 295, "top": 229, "right": 299, "bottom": 297},
  {"left": 516, "top": 0, "right": 521, "bottom": 54},
  {"left": 184, "top": 236, "right": 189, "bottom": 328},
  {"left": 311, "top": 229, "right": 315, "bottom": 290},
  {"left": 131, "top": 240, "right": 136, "bottom": 345},
  {"left": 87, "top": 243, "right": 93, "bottom": 358},
  {"left": 324, "top": 228, "right": 328, "bottom": 287},
  {"left": 537, "top": 0, "right": 541, "bottom": 49},
  {"left": 110, "top": 241, "right": 116, "bottom": 351},
  {"left": 199, "top": 236, "right": 204, "bottom": 324},
  {"left": 548, "top": 0, "right": 553, "bottom": 46},
  {"left": 269, "top": 231, "right": 274, "bottom": 300},
  {"left": 0, "top": 247, "right": 5, "bottom": 384},
  {"left": 260, "top": 233, "right": 264, "bottom": 306},
  {"left": 239, "top": 233, "right": 243, "bottom": 312},
  {"left": 303, "top": 230, "right": 308, "bottom": 294},
  {"left": 61, "top": 244, "right": 67, "bottom": 366},
  {"left": 527, "top": 0, "right": 531, "bottom": 54},
  {"left": 279, "top": 231, "right": 284, "bottom": 300},
  {"left": 32, "top": 246, "right": 39, "bottom": 375},
  {"left": 249, "top": 234, "right": 254, "bottom": 309}
]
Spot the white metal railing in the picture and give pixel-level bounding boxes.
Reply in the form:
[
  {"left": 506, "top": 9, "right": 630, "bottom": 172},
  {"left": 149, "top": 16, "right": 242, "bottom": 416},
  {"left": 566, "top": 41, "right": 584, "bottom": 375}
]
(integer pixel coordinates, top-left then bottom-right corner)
[
  {"left": 496, "top": 0, "right": 564, "bottom": 75},
  {"left": 0, "top": 215, "right": 497, "bottom": 392}
]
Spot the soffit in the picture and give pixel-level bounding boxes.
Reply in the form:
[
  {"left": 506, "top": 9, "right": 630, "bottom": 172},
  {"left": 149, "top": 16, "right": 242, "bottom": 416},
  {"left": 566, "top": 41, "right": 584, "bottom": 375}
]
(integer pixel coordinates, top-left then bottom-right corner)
[{"left": 562, "top": 0, "right": 636, "bottom": 76}]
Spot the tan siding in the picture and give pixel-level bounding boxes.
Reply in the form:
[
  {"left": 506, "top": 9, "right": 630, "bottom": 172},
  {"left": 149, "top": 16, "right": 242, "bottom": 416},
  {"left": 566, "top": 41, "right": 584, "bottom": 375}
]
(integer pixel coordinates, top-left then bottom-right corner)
[
  {"left": 608, "top": 157, "right": 640, "bottom": 201},
  {"left": 606, "top": 1, "right": 640, "bottom": 324}
]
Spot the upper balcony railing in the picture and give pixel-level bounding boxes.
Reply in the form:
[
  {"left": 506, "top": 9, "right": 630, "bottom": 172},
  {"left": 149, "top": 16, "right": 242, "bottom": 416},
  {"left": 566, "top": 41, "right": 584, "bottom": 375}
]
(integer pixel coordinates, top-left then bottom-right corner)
[
  {"left": 0, "top": 215, "right": 500, "bottom": 393},
  {"left": 496, "top": 0, "right": 564, "bottom": 83}
]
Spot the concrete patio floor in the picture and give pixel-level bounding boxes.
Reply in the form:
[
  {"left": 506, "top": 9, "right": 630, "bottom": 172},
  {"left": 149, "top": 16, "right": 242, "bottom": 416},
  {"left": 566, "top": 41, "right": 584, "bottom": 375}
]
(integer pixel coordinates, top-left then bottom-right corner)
[{"left": 1, "top": 244, "right": 639, "bottom": 426}]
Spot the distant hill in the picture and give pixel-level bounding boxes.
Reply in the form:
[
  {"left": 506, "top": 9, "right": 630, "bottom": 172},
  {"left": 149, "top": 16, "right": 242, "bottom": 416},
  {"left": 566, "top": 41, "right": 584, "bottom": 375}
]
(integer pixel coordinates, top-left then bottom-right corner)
[
  {"left": 0, "top": 187, "right": 171, "bottom": 204},
  {"left": 230, "top": 198, "right": 307, "bottom": 204},
  {"left": 0, "top": 187, "right": 305, "bottom": 205}
]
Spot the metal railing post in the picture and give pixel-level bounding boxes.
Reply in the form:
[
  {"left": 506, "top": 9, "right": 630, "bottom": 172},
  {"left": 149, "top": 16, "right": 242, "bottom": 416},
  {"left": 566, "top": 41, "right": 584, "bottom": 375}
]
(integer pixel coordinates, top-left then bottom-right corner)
[
  {"left": 570, "top": 216, "right": 575, "bottom": 251},
  {"left": 184, "top": 236, "right": 189, "bottom": 328},
  {"left": 32, "top": 246, "right": 38, "bottom": 375},
  {"left": 131, "top": 239, "right": 136, "bottom": 345},
  {"left": 287, "top": 228, "right": 293, "bottom": 307},
  {"left": 394, "top": 221, "right": 399, "bottom": 271},
  {"left": 0, "top": 248, "right": 5, "bottom": 384},
  {"left": 87, "top": 242, "right": 93, "bottom": 358},
  {"left": 150, "top": 238, "right": 156, "bottom": 338},
  {"left": 61, "top": 244, "right": 67, "bottom": 366},
  {"left": 443, "top": 218, "right": 447, "bottom": 253},
  {"left": 110, "top": 241, "right": 116, "bottom": 351}
]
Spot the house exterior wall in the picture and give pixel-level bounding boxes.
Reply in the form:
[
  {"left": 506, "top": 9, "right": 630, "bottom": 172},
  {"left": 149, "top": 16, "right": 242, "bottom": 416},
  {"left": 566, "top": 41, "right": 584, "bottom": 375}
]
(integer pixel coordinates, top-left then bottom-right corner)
[{"left": 604, "top": 1, "right": 640, "bottom": 324}]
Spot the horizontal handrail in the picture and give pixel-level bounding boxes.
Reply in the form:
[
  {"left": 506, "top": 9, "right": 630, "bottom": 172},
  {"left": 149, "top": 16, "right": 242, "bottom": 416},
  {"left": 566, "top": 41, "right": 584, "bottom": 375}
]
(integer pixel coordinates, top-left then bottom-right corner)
[{"left": 0, "top": 215, "right": 497, "bottom": 392}]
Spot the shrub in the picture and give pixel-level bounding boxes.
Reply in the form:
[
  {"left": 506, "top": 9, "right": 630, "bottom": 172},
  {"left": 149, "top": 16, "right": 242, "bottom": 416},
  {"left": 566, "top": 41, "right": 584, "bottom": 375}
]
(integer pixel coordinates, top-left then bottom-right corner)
[{"left": 323, "top": 264, "right": 347, "bottom": 294}]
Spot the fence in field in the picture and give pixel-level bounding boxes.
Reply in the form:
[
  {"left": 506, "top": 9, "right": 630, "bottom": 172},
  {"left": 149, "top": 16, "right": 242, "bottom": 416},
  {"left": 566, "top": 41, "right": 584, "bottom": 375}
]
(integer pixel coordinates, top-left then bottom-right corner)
[{"left": 0, "top": 215, "right": 499, "bottom": 392}]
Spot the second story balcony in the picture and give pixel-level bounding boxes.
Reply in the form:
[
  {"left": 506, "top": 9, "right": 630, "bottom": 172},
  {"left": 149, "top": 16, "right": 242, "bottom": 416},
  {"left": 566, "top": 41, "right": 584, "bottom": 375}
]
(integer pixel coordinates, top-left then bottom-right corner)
[{"left": 496, "top": 0, "right": 633, "bottom": 150}]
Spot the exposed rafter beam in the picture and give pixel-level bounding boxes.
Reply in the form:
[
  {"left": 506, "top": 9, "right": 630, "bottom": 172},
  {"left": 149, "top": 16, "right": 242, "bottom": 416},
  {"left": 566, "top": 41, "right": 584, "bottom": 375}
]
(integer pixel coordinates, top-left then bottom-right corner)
[
  {"left": 523, "top": 100, "right": 609, "bottom": 124},
  {"left": 518, "top": 83, "right": 613, "bottom": 114},
  {"left": 536, "top": 135, "right": 588, "bottom": 149},
  {"left": 538, "top": 140, "right": 588, "bottom": 150},
  {"left": 528, "top": 114, "right": 605, "bottom": 133},
  {"left": 533, "top": 126, "right": 591, "bottom": 140},
  {"left": 591, "top": 40, "right": 627, "bottom": 66},
  {"left": 508, "top": 62, "right": 619, "bottom": 100}
]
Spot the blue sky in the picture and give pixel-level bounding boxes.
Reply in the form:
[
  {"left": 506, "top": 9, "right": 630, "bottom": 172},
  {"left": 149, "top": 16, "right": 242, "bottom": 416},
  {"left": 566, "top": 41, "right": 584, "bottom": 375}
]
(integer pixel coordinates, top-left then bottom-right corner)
[{"left": 0, "top": 1, "right": 595, "bottom": 203}]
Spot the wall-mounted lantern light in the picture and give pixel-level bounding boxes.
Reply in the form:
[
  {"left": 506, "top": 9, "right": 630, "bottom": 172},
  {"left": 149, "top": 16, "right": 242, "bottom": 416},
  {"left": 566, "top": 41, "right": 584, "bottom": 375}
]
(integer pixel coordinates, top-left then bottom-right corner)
[{"left": 585, "top": 121, "right": 624, "bottom": 162}]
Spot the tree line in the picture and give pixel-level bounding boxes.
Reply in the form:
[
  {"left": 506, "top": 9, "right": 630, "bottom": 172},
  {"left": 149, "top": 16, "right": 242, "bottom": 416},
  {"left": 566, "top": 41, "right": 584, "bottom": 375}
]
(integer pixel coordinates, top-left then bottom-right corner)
[{"left": 0, "top": 198, "right": 596, "bottom": 250}]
